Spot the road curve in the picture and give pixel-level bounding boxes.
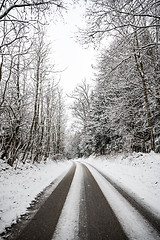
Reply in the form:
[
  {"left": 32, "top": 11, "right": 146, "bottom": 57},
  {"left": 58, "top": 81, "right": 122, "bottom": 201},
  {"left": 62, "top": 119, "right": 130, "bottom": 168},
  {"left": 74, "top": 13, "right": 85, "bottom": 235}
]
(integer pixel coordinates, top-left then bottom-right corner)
[
  {"left": 86, "top": 162, "right": 160, "bottom": 234},
  {"left": 2, "top": 161, "right": 160, "bottom": 240}
]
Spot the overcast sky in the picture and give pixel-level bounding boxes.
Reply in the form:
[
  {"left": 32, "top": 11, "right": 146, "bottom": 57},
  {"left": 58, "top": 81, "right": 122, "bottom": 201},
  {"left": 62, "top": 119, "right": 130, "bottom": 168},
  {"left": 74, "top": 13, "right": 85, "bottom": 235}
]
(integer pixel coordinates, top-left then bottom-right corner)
[{"left": 47, "top": 3, "right": 96, "bottom": 95}]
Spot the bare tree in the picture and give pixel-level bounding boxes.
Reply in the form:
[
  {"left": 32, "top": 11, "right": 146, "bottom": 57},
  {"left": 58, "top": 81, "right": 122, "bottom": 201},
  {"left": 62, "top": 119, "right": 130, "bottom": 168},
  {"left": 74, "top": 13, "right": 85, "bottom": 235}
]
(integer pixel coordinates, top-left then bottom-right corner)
[
  {"left": 0, "top": 0, "right": 68, "bottom": 165},
  {"left": 0, "top": 1, "right": 64, "bottom": 21},
  {"left": 69, "top": 79, "right": 91, "bottom": 129}
]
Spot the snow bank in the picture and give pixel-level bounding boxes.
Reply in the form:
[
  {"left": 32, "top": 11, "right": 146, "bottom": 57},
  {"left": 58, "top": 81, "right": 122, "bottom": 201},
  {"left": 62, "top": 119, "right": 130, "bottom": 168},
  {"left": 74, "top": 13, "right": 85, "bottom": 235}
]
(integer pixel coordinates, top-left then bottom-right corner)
[
  {"left": 0, "top": 159, "right": 72, "bottom": 234},
  {"left": 81, "top": 151, "right": 160, "bottom": 218}
]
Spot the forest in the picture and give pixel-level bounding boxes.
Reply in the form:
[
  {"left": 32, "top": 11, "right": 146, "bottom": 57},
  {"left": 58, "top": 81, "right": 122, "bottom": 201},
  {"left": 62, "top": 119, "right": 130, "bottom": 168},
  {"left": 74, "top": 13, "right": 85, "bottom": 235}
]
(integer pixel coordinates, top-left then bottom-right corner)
[
  {"left": 67, "top": 0, "right": 160, "bottom": 158},
  {"left": 0, "top": 0, "right": 160, "bottom": 166}
]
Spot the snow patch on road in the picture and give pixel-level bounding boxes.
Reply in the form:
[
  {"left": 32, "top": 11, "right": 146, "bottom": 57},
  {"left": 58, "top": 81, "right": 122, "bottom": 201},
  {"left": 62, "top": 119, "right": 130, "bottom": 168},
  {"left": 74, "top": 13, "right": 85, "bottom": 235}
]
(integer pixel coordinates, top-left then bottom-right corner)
[
  {"left": 0, "top": 159, "right": 72, "bottom": 234},
  {"left": 52, "top": 162, "right": 83, "bottom": 240},
  {"left": 86, "top": 163, "right": 160, "bottom": 240}
]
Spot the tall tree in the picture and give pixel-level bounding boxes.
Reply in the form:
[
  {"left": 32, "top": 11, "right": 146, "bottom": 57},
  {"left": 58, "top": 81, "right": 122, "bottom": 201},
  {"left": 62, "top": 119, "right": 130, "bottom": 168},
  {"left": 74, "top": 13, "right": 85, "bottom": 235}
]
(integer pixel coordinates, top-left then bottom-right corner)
[
  {"left": 80, "top": 0, "right": 160, "bottom": 152},
  {"left": 69, "top": 79, "right": 91, "bottom": 129},
  {"left": 0, "top": 0, "right": 68, "bottom": 165},
  {"left": 66, "top": 80, "right": 92, "bottom": 157}
]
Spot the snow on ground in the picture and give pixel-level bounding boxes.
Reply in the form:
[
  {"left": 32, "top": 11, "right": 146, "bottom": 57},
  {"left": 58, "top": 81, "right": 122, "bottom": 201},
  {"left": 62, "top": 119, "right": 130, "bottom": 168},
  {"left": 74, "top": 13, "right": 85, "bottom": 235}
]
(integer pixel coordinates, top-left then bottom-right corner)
[
  {"left": 0, "top": 158, "right": 72, "bottom": 234},
  {"left": 0, "top": 151, "right": 160, "bottom": 238},
  {"left": 53, "top": 162, "right": 83, "bottom": 240},
  {"left": 86, "top": 163, "right": 160, "bottom": 240},
  {"left": 81, "top": 151, "right": 160, "bottom": 219}
]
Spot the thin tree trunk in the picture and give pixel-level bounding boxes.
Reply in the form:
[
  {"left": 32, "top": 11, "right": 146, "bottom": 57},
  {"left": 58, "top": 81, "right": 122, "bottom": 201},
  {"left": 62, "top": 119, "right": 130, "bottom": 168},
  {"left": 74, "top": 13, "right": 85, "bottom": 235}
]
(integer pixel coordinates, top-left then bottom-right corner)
[
  {"left": 21, "top": 57, "right": 40, "bottom": 163},
  {"left": 134, "top": 30, "right": 155, "bottom": 151}
]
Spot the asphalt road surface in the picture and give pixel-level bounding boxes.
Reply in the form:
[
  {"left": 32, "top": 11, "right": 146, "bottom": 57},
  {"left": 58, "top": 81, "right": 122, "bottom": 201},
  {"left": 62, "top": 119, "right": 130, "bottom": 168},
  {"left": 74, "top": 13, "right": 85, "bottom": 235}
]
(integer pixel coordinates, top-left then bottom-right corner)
[
  {"left": 2, "top": 162, "right": 160, "bottom": 240},
  {"left": 78, "top": 164, "right": 128, "bottom": 240}
]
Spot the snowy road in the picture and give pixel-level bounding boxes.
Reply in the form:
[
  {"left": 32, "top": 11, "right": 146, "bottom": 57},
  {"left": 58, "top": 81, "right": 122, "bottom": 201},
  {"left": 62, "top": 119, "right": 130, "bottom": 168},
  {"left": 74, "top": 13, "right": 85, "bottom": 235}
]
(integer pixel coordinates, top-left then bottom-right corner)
[{"left": 3, "top": 162, "right": 160, "bottom": 240}]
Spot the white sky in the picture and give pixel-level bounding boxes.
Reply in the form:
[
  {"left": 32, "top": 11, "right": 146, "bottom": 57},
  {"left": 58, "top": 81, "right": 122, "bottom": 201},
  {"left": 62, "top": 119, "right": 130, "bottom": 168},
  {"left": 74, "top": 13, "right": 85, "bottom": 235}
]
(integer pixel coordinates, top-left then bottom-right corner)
[{"left": 47, "top": 3, "right": 96, "bottom": 95}]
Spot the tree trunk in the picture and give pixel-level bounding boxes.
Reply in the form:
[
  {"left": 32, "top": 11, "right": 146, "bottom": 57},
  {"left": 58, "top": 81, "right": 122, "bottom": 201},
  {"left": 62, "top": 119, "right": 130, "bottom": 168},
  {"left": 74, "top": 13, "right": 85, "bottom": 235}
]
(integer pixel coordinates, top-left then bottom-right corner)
[{"left": 134, "top": 30, "right": 155, "bottom": 151}]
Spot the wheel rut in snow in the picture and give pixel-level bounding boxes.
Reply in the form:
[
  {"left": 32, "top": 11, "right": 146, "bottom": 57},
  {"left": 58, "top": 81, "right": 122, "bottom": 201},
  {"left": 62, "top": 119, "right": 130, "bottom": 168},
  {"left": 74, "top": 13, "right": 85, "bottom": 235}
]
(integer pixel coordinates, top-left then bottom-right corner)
[
  {"left": 13, "top": 163, "right": 76, "bottom": 240},
  {"left": 3, "top": 161, "right": 159, "bottom": 240},
  {"left": 86, "top": 163, "right": 160, "bottom": 234},
  {"left": 79, "top": 164, "right": 128, "bottom": 240}
]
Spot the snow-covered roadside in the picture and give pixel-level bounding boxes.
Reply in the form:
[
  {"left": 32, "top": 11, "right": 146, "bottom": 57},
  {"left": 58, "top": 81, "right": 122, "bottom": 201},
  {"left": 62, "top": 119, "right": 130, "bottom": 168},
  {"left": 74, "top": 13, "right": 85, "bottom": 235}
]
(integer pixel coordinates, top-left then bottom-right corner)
[
  {"left": 81, "top": 151, "right": 160, "bottom": 219},
  {"left": 86, "top": 163, "right": 160, "bottom": 240},
  {"left": 0, "top": 159, "right": 72, "bottom": 234}
]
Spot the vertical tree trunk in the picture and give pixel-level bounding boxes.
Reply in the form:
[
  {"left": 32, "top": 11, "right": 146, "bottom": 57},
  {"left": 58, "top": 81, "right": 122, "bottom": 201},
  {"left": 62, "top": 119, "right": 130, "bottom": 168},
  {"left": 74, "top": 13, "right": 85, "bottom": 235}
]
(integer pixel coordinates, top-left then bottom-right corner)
[
  {"left": 155, "top": 1, "right": 160, "bottom": 107},
  {"left": 134, "top": 30, "right": 155, "bottom": 151},
  {"left": 44, "top": 89, "right": 51, "bottom": 159},
  {"left": 0, "top": 55, "right": 3, "bottom": 82},
  {"left": 21, "top": 57, "right": 40, "bottom": 163}
]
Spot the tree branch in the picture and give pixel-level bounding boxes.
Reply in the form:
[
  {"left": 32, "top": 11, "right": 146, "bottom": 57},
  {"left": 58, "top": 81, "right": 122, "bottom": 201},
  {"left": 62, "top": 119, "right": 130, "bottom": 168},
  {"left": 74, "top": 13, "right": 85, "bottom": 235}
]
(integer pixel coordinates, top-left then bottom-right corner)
[
  {"left": 0, "top": 0, "right": 6, "bottom": 12},
  {"left": 0, "top": 1, "right": 63, "bottom": 20}
]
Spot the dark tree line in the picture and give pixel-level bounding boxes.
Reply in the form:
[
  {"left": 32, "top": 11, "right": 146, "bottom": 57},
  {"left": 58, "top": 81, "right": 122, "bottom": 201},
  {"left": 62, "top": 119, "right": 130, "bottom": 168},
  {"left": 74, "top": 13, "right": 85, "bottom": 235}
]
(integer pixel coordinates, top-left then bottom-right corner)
[{"left": 67, "top": 0, "right": 160, "bottom": 157}]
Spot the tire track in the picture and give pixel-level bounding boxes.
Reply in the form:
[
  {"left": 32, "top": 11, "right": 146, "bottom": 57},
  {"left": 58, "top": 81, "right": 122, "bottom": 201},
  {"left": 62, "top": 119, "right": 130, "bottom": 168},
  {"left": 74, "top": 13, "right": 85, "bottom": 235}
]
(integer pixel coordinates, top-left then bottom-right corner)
[
  {"left": 79, "top": 164, "right": 128, "bottom": 240},
  {"left": 86, "top": 162, "right": 160, "bottom": 234},
  {"left": 14, "top": 163, "right": 76, "bottom": 240},
  {"left": 85, "top": 162, "right": 160, "bottom": 240}
]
